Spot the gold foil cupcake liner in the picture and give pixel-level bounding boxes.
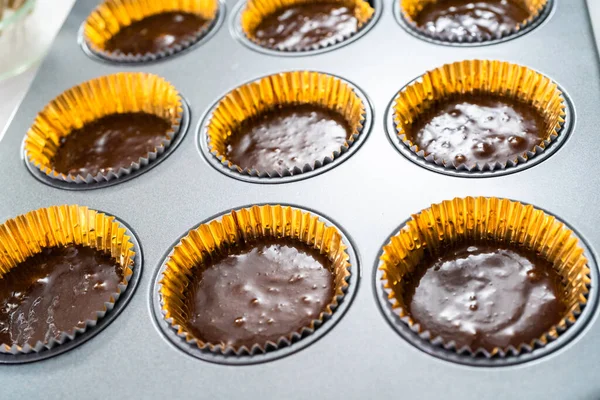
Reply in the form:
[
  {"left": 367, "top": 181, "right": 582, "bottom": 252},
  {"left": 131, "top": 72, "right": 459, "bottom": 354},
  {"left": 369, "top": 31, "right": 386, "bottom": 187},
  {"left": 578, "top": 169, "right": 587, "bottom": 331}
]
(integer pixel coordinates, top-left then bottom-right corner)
[
  {"left": 206, "top": 71, "right": 366, "bottom": 178},
  {"left": 393, "top": 60, "right": 566, "bottom": 172},
  {"left": 83, "top": 0, "right": 219, "bottom": 62},
  {"left": 379, "top": 197, "right": 590, "bottom": 357},
  {"left": 159, "top": 204, "right": 352, "bottom": 355},
  {"left": 0, "top": 205, "right": 135, "bottom": 354},
  {"left": 241, "top": 0, "right": 374, "bottom": 52},
  {"left": 24, "top": 72, "right": 183, "bottom": 184},
  {"left": 400, "top": 0, "right": 548, "bottom": 43}
]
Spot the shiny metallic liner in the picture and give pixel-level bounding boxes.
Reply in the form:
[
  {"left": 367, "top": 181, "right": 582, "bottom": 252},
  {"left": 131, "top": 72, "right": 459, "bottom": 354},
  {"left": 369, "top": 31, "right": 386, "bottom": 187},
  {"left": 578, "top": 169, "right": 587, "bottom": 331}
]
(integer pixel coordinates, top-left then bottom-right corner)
[{"left": 378, "top": 196, "right": 590, "bottom": 357}]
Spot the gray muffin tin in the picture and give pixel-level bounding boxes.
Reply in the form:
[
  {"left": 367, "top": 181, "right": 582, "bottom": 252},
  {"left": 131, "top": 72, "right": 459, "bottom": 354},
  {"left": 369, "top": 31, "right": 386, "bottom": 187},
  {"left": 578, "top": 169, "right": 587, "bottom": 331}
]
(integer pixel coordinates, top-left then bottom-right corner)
[{"left": 1, "top": 0, "right": 600, "bottom": 398}]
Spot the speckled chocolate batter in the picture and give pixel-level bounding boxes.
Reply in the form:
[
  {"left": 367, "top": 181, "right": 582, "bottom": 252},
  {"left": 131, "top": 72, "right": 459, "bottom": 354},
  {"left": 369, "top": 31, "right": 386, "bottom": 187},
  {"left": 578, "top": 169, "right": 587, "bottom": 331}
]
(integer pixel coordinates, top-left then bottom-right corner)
[
  {"left": 403, "top": 244, "right": 565, "bottom": 351},
  {"left": 0, "top": 245, "right": 123, "bottom": 347},
  {"left": 185, "top": 239, "right": 334, "bottom": 349},
  {"left": 414, "top": 0, "right": 531, "bottom": 40},
  {"left": 406, "top": 94, "right": 546, "bottom": 167},
  {"left": 225, "top": 104, "right": 351, "bottom": 173},
  {"left": 51, "top": 112, "right": 171, "bottom": 177},
  {"left": 105, "top": 12, "right": 208, "bottom": 55},
  {"left": 254, "top": 3, "right": 358, "bottom": 50}
]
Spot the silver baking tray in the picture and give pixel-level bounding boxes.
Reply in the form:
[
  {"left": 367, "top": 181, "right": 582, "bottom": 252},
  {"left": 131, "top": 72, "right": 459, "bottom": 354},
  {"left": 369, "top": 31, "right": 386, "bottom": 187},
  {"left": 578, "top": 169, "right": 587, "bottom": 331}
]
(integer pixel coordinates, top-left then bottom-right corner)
[{"left": 2, "top": 0, "right": 600, "bottom": 398}]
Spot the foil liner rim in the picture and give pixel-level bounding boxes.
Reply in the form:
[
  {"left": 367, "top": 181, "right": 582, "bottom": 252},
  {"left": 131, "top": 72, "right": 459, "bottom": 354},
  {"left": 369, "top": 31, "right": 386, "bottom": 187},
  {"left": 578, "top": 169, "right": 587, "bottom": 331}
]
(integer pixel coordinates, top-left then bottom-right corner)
[
  {"left": 158, "top": 204, "right": 353, "bottom": 356},
  {"left": 205, "top": 71, "right": 367, "bottom": 179},
  {"left": 378, "top": 196, "right": 591, "bottom": 359},
  {"left": 24, "top": 73, "right": 184, "bottom": 184},
  {"left": 392, "top": 60, "right": 567, "bottom": 172}
]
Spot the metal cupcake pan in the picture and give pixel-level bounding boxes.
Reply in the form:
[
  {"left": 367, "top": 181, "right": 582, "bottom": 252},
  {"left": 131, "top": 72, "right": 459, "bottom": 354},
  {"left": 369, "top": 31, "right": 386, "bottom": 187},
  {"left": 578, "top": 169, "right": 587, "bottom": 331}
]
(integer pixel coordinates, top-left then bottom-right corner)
[{"left": 2, "top": 0, "right": 600, "bottom": 398}]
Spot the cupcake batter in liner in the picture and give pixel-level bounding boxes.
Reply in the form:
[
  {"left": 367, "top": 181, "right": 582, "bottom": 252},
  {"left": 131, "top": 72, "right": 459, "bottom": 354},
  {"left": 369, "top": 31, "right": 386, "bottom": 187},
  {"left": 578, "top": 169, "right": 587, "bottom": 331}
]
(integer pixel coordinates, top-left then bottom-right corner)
[
  {"left": 24, "top": 72, "right": 183, "bottom": 184},
  {"left": 393, "top": 60, "right": 566, "bottom": 172},
  {"left": 399, "top": 0, "right": 548, "bottom": 44},
  {"left": 240, "top": 0, "right": 374, "bottom": 52},
  {"left": 0, "top": 205, "right": 135, "bottom": 354},
  {"left": 158, "top": 204, "right": 352, "bottom": 355},
  {"left": 205, "top": 71, "right": 366, "bottom": 179},
  {"left": 378, "top": 197, "right": 590, "bottom": 358},
  {"left": 82, "top": 0, "right": 219, "bottom": 63}
]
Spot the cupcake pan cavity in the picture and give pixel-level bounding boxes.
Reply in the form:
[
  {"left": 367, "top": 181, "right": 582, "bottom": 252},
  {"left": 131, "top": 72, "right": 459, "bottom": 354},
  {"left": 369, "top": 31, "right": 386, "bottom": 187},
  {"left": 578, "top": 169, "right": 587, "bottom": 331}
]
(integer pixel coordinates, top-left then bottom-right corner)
[
  {"left": 0, "top": 208, "right": 143, "bottom": 364},
  {"left": 374, "top": 197, "right": 597, "bottom": 366},
  {"left": 231, "top": 0, "right": 382, "bottom": 56},
  {"left": 1, "top": 0, "right": 600, "bottom": 398},
  {"left": 385, "top": 65, "right": 574, "bottom": 178},
  {"left": 151, "top": 204, "right": 359, "bottom": 365},
  {"left": 80, "top": 0, "right": 223, "bottom": 63},
  {"left": 23, "top": 73, "right": 185, "bottom": 186},
  {"left": 394, "top": 0, "right": 554, "bottom": 46},
  {"left": 198, "top": 71, "right": 373, "bottom": 183},
  {"left": 23, "top": 95, "right": 191, "bottom": 190},
  {"left": 239, "top": 0, "right": 374, "bottom": 52}
]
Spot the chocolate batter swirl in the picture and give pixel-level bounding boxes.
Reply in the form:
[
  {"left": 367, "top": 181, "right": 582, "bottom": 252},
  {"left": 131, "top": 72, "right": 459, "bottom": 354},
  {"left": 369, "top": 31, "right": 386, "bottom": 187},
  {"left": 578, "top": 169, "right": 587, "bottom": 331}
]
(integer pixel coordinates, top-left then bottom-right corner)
[
  {"left": 51, "top": 112, "right": 171, "bottom": 177},
  {"left": 0, "top": 245, "right": 123, "bottom": 347},
  {"left": 226, "top": 104, "right": 351, "bottom": 174},
  {"left": 105, "top": 12, "right": 208, "bottom": 55},
  {"left": 254, "top": 3, "right": 358, "bottom": 50},
  {"left": 414, "top": 0, "right": 530, "bottom": 40},
  {"left": 403, "top": 244, "right": 565, "bottom": 351},
  {"left": 406, "top": 94, "right": 545, "bottom": 167},
  {"left": 186, "top": 239, "right": 334, "bottom": 349}
]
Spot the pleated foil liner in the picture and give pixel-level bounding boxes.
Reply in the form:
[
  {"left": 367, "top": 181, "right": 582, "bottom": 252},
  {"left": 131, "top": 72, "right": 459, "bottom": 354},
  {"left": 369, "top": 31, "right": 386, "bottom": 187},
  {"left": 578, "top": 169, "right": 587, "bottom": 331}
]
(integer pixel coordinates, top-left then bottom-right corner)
[
  {"left": 205, "top": 71, "right": 366, "bottom": 179},
  {"left": 24, "top": 72, "right": 183, "bottom": 185},
  {"left": 159, "top": 204, "right": 353, "bottom": 357},
  {"left": 399, "top": 0, "right": 549, "bottom": 44},
  {"left": 378, "top": 197, "right": 591, "bottom": 359},
  {"left": 82, "top": 0, "right": 219, "bottom": 63},
  {"left": 393, "top": 60, "right": 566, "bottom": 172},
  {"left": 240, "top": 0, "right": 374, "bottom": 52},
  {"left": 0, "top": 205, "right": 135, "bottom": 355}
]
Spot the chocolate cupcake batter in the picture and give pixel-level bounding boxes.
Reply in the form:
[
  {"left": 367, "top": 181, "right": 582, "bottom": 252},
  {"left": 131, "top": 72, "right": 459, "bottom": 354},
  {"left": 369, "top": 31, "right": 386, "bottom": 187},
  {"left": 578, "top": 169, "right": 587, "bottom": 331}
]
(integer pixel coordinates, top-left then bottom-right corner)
[
  {"left": 51, "top": 112, "right": 171, "bottom": 177},
  {"left": 406, "top": 94, "right": 546, "bottom": 167},
  {"left": 225, "top": 104, "right": 351, "bottom": 173},
  {"left": 403, "top": 244, "right": 565, "bottom": 351},
  {"left": 186, "top": 239, "right": 334, "bottom": 349},
  {"left": 105, "top": 12, "right": 208, "bottom": 55},
  {"left": 414, "top": 0, "right": 531, "bottom": 40},
  {"left": 0, "top": 245, "right": 123, "bottom": 347},
  {"left": 253, "top": 3, "right": 358, "bottom": 50}
]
